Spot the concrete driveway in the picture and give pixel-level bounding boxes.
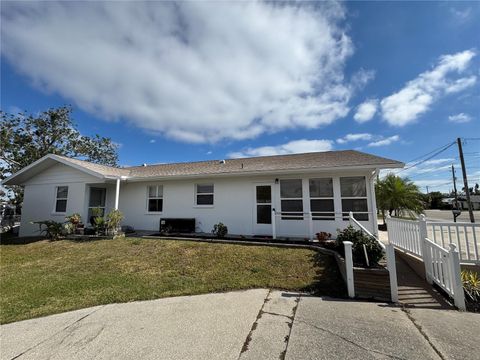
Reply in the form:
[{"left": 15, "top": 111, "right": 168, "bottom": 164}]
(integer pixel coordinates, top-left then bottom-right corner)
[{"left": 1, "top": 289, "right": 479, "bottom": 360}]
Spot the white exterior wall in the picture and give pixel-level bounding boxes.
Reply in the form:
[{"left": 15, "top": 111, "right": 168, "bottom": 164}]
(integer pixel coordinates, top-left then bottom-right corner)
[
  {"left": 18, "top": 163, "right": 378, "bottom": 238},
  {"left": 118, "top": 171, "right": 377, "bottom": 238},
  {"left": 19, "top": 163, "right": 101, "bottom": 237}
]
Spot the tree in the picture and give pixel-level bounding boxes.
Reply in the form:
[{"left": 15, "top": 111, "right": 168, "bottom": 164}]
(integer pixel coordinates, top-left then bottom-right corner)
[
  {"left": 376, "top": 174, "right": 424, "bottom": 222},
  {"left": 428, "top": 191, "right": 444, "bottom": 209},
  {"left": 1, "top": 106, "right": 119, "bottom": 205}
]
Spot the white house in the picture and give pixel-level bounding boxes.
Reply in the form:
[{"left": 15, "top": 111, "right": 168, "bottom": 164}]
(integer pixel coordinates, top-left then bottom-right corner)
[{"left": 2, "top": 151, "right": 403, "bottom": 238}]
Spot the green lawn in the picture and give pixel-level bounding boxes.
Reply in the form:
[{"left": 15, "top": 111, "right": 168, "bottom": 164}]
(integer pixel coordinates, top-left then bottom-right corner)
[{"left": 0, "top": 238, "right": 344, "bottom": 324}]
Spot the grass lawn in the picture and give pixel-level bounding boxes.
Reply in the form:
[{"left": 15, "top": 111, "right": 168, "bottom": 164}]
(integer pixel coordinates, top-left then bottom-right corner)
[{"left": 0, "top": 237, "right": 344, "bottom": 324}]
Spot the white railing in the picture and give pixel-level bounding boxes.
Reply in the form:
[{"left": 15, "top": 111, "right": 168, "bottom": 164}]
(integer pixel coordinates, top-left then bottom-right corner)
[
  {"left": 387, "top": 214, "right": 467, "bottom": 310},
  {"left": 349, "top": 212, "right": 398, "bottom": 302},
  {"left": 387, "top": 215, "right": 480, "bottom": 265},
  {"left": 424, "top": 239, "right": 466, "bottom": 310},
  {"left": 428, "top": 222, "right": 480, "bottom": 264},
  {"left": 387, "top": 217, "right": 423, "bottom": 257}
]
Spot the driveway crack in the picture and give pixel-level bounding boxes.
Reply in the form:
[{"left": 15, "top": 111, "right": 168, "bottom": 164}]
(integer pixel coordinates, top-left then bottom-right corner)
[
  {"left": 9, "top": 306, "right": 104, "bottom": 360},
  {"left": 238, "top": 290, "right": 271, "bottom": 357},
  {"left": 292, "top": 318, "right": 408, "bottom": 360},
  {"left": 401, "top": 307, "right": 445, "bottom": 360}
]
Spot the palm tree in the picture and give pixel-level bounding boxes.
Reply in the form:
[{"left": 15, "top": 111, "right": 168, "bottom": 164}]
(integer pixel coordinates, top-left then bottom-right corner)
[{"left": 376, "top": 174, "right": 424, "bottom": 222}]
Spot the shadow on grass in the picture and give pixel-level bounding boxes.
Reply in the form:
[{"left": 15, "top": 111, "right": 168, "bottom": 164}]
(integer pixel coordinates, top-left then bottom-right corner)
[{"left": 301, "top": 251, "right": 347, "bottom": 299}]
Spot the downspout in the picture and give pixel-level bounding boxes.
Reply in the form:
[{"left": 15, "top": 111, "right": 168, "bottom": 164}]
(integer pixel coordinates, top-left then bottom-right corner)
[{"left": 369, "top": 169, "right": 380, "bottom": 238}]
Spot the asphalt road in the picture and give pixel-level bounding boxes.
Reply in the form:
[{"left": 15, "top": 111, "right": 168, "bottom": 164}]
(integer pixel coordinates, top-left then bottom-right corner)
[
  {"left": 1, "top": 290, "right": 479, "bottom": 360},
  {"left": 424, "top": 209, "right": 480, "bottom": 222}
]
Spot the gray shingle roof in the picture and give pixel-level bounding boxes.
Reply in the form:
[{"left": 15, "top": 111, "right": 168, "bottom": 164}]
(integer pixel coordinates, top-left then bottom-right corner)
[
  {"left": 58, "top": 150, "right": 403, "bottom": 179},
  {"left": 126, "top": 150, "right": 403, "bottom": 178}
]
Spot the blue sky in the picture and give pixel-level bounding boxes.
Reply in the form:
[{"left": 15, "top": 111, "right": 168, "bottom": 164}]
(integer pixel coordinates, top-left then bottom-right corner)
[{"left": 1, "top": 1, "right": 479, "bottom": 193}]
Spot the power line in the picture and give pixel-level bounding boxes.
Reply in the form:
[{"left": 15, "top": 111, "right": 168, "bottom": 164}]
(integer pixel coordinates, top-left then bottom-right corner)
[{"left": 396, "top": 141, "right": 456, "bottom": 173}]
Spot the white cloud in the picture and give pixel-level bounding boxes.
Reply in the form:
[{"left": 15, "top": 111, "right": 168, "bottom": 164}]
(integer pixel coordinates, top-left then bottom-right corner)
[
  {"left": 380, "top": 50, "right": 477, "bottom": 126},
  {"left": 367, "top": 135, "right": 400, "bottom": 147},
  {"left": 228, "top": 139, "right": 333, "bottom": 158},
  {"left": 423, "top": 158, "right": 455, "bottom": 165},
  {"left": 353, "top": 99, "right": 378, "bottom": 123},
  {"left": 337, "top": 133, "right": 373, "bottom": 144},
  {"left": 149, "top": 139, "right": 156, "bottom": 144},
  {"left": 448, "top": 113, "right": 472, "bottom": 123},
  {"left": 1, "top": 1, "right": 356, "bottom": 143}
]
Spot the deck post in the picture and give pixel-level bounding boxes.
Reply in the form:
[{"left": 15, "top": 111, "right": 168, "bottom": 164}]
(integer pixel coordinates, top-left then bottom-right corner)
[
  {"left": 419, "top": 214, "right": 432, "bottom": 283},
  {"left": 448, "top": 244, "right": 466, "bottom": 311},
  {"left": 386, "top": 244, "right": 398, "bottom": 302},
  {"left": 344, "top": 241, "right": 355, "bottom": 298},
  {"left": 114, "top": 178, "right": 120, "bottom": 210}
]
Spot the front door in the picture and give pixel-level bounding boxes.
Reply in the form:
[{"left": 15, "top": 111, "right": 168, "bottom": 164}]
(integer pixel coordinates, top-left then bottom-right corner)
[{"left": 254, "top": 184, "right": 273, "bottom": 235}]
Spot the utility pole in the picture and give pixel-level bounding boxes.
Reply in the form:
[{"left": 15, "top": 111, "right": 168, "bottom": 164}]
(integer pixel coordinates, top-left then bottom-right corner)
[
  {"left": 451, "top": 165, "right": 460, "bottom": 222},
  {"left": 457, "top": 138, "right": 475, "bottom": 223}
]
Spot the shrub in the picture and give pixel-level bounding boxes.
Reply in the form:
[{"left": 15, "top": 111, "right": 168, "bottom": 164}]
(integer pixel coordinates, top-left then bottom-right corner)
[
  {"left": 212, "top": 222, "right": 228, "bottom": 238},
  {"left": 32, "top": 220, "right": 65, "bottom": 241},
  {"left": 65, "top": 213, "right": 82, "bottom": 225},
  {"left": 462, "top": 270, "right": 480, "bottom": 303},
  {"left": 106, "top": 209, "right": 124, "bottom": 235},
  {"left": 336, "top": 226, "right": 384, "bottom": 267},
  {"left": 316, "top": 232, "right": 331, "bottom": 242}
]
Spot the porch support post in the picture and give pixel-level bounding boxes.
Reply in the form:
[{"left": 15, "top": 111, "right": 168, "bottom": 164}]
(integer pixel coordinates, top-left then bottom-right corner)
[
  {"left": 114, "top": 178, "right": 120, "bottom": 210},
  {"left": 272, "top": 209, "right": 277, "bottom": 240},
  {"left": 370, "top": 169, "right": 379, "bottom": 238}
]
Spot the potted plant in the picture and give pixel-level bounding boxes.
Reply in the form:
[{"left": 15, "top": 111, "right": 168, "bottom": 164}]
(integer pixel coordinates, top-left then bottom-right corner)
[
  {"left": 106, "top": 209, "right": 124, "bottom": 236},
  {"left": 315, "top": 231, "right": 331, "bottom": 242}
]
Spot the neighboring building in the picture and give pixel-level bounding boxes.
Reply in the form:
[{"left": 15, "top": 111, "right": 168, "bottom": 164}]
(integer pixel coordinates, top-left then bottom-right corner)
[
  {"left": 2, "top": 151, "right": 403, "bottom": 238},
  {"left": 458, "top": 195, "right": 480, "bottom": 210}
]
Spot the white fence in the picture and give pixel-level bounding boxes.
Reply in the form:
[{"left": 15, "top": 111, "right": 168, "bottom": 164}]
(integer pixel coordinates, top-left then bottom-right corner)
[
  {"left": 349, "top": 212, "right": 398, "bottom": 302},
  {"left": 428, "top": 222, "right": 480, "bottom": 263},
  {"left": 387, "top": 215, "right": 480, "bottom": 264},
  {"left": 424, "top": 240, "right": 465, "bottom": 310},
  {"left": 387, "top": 215, "right": 467, "bottom": 310}
]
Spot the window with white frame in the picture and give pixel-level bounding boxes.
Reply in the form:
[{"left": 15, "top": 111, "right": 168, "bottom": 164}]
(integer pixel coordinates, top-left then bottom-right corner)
[
  {"left": 280, "top": 179, "right": 303, "bottom": 220},
  {"left": 147, "top": 185, "right": 163, "bottom": 212},
  {"left": 309, "top": 178, "right": 334, "bottom": 220},
  {"left": 195, "top": 184, "right": 214, "bottom": 206},
  {"left": 340, "top": 176, "right": 368, "bottom": 221},
  {"left": 54, "top": 186, "right": 68, "bottom": 213}
]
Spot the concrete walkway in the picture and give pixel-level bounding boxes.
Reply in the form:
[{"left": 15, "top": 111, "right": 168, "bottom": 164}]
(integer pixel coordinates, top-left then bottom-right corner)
[{"left": 1, "top": 290, "right": 479, "bottom": 360}]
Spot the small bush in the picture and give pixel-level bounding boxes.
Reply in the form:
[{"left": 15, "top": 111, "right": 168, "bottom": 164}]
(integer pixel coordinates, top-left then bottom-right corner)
[
  {"left": 462, "top": 270, "right": 480, "bottom": 304},
  {"left": 32, "top": 220, "right": 65, "bottom": 241},
  {"left": 212, "top": 222, "right": 228, "bottom": 238},
  {"left": 336, "top": 226, "right": 383, "bottom": 267},
  {"left": 106, "top": 209, "right": 124, "bottom": 235},
  {"left": 316, "top": 232, "right": 331, "bottom": 241},
  {"left": 65, "top": 213, "right": 82, "bottom": 225}
]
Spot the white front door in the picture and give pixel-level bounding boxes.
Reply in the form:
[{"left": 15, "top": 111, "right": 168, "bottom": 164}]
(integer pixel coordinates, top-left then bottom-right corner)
[{"left": 253, "top": 184, "right": 273, "bottom": 235}]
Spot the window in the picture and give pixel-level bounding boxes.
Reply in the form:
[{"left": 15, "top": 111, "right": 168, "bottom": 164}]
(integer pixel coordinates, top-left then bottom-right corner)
[
  {"left": 196, "top": 184, "right": 214, "bottom": 206},
  {"left": 340, "top": 177, "right": 368, "bottom": 221},
  {"left": 280, "top": 179, "right": 303, "bottom": 220},
  {"left": 309, "top": 178, "right": 334, "bottom": 220},
  {"left": 147, "top": 185, "right": 163, "bottom": 212},
  {"left": 54, "top": 186, "right": 68, "bottom": 213}
]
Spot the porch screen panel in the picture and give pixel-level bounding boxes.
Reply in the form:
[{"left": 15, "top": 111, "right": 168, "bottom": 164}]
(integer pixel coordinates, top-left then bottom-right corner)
[
  {"left": 340, "top": 177, "right": 368, "bottom": 221},
  {"left": 280, "top": 179, "right": 303, "bottom": 220},
  {"left": 309, "top": 178, "right": 334, "bottom": 220}
]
